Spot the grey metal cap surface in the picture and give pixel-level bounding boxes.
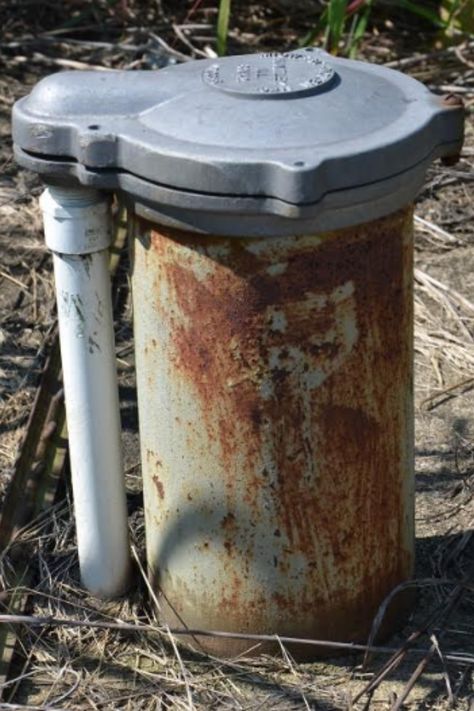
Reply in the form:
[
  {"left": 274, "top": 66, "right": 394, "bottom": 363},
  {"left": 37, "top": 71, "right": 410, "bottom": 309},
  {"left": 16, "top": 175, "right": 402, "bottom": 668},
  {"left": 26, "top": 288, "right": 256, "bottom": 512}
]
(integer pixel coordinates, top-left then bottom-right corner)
[{"left": 13, "top": 49, "right": 464, "bottom": 235}]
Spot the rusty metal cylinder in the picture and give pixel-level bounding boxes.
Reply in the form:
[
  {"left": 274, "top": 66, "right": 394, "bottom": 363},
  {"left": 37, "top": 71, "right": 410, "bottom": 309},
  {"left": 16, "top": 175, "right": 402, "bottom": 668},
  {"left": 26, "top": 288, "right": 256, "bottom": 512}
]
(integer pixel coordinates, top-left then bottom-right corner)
[{"left": 131, "top": 206, "right": 415, "bottom": 656}]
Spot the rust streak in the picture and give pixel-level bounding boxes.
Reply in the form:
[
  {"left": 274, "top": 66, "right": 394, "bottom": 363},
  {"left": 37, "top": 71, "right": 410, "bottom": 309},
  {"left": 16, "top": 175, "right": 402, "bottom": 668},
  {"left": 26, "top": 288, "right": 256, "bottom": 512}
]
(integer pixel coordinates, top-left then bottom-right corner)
[{"left": 152, "top": 474, "right": 165, "bottom": 500}]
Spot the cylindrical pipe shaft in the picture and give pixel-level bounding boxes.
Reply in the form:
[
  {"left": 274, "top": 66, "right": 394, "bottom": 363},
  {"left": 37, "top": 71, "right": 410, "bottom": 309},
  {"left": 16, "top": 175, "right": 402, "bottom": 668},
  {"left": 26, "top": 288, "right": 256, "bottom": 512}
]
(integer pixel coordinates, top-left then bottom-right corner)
[
  {"left": 40, "top": 186, "right": 131, "bottom": 597},
  {"left": 132, "top": 207, "right": 415, "bottom": 657}
]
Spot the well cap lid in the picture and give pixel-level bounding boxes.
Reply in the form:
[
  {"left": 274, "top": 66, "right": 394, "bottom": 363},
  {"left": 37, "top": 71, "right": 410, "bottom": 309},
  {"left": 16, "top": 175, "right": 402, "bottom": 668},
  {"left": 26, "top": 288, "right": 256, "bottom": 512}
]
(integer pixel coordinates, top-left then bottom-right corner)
[{"left": 12, "top": 49, "right": 464, "bottom": 234}]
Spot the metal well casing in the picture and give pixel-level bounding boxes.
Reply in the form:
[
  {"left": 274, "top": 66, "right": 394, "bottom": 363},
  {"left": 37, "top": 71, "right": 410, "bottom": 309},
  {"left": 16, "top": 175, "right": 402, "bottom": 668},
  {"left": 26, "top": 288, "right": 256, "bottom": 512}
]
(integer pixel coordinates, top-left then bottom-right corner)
[{"left": 131, "top": 207, "right": 415, "bottom": 657}]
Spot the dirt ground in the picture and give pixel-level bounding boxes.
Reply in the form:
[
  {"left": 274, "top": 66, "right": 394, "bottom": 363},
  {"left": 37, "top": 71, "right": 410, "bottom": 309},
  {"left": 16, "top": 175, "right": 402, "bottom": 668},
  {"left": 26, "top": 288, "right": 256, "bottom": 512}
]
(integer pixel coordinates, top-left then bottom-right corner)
[{"left": 0, "top": 4, "right": 474, "bottom": 709}]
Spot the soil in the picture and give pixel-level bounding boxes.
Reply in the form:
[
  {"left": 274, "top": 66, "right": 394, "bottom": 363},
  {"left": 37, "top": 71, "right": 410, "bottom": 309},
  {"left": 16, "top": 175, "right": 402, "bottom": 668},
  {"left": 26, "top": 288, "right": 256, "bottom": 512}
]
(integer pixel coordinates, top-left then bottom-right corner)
[{"left": 0, "top": 3, "right": 473, "bottom": 709}]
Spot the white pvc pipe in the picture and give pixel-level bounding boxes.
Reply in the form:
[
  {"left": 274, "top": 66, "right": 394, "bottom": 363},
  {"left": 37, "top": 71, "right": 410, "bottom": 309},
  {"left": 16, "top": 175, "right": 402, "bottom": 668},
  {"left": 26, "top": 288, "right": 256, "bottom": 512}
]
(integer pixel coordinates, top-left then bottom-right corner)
[{"left": 40, "top": 186, "right": 131, "bottom": 598}]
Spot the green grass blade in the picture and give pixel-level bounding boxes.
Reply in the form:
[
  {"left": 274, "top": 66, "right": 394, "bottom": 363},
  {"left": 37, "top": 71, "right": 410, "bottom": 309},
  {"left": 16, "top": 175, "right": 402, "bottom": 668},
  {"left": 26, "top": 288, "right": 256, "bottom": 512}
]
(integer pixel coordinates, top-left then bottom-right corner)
[
  {"left": 299, "top": 8, "right": 329, "bottom": 47},
  {"left": 348, "top": 1, "right": 373, "bottom": 57},
  {"left": 216, "top": 0, "right": 232, "bottom": 56},
  {"left": 398, "top": 0, "right": 448, "bottom": 28},
  {"left": 328, "top": 0, "right": 349, "bottom": 49}
]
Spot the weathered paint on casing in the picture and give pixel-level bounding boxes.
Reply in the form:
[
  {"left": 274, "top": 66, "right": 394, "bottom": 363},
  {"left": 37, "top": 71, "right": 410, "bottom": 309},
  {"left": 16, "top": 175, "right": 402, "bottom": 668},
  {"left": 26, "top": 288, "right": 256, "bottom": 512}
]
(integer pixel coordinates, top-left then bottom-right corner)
[{"left": 131, "top": 208, "right": 415, "bottom": 657}]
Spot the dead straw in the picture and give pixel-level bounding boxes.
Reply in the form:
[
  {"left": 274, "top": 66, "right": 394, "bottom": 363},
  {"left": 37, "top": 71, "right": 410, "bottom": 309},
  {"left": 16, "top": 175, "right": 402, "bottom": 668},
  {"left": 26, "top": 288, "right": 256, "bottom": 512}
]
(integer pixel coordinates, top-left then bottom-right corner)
[{"left": 0, "top": 612, "right": 472, "bottom": 666}]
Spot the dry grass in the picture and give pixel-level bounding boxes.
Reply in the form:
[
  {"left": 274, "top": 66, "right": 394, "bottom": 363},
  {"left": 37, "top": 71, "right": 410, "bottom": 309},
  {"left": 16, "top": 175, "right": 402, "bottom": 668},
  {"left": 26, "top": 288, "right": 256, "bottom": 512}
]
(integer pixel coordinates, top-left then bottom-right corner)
[
  {"left": 0, "top": 492, "right": 471, "bottom": 710},
  {"left": 415, "top": 266, "right": 474, "bottom": 403}
]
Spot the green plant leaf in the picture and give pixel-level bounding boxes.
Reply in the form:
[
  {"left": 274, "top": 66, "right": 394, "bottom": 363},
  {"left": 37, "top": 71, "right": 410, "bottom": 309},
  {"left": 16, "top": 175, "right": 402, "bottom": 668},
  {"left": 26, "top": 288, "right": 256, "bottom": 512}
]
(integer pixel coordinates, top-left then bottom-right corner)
[
  {"left": 217, "top": 0, "right": 232, "bottom": 57},
  {"left": 327, "top": 0, "right": 349, "bottom": 50},
  {"left": 441, "top": 0, "right": 474, "bottom": 34},
  {"left": 348, "top": 0, "right": 373, "bottom": 57},
  {"left": 443, "top": 0, "right": 463, "bottom": 25}
]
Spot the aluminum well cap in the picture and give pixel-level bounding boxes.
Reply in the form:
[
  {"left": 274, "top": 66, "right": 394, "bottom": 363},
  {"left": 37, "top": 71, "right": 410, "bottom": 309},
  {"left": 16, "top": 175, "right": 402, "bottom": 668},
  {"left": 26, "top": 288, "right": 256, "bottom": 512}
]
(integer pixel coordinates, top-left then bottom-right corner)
[{"left": 13, "top": 49, "right": 464, "bottom": 234}]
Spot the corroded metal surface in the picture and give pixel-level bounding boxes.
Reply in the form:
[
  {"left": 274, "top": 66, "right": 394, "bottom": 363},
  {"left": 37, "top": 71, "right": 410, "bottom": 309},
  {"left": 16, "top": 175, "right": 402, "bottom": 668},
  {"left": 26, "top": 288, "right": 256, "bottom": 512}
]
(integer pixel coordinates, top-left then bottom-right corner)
[{"left": 131, "top": 208, "right": 415, "bottom": 657}]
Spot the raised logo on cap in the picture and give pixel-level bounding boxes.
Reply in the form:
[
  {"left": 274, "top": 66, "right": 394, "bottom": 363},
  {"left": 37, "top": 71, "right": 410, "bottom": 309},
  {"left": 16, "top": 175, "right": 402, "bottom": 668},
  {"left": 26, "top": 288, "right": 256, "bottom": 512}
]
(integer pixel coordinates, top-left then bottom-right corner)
[{"left": 202, "top": 49, "right": 336, "bottom": 97}]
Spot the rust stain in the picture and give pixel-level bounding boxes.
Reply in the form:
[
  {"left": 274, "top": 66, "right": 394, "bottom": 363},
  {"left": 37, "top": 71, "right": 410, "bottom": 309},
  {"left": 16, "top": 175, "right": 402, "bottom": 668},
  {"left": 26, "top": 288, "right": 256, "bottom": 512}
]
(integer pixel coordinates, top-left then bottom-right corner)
[
  {"left": 134, "top": 207, "right": 415, "bottom": 655},
  {"left": 221, "top": 512, "right": 236, "bottom": 530},
  {"left": 152, "top": 474, "right": 165, "bottom": 500}
]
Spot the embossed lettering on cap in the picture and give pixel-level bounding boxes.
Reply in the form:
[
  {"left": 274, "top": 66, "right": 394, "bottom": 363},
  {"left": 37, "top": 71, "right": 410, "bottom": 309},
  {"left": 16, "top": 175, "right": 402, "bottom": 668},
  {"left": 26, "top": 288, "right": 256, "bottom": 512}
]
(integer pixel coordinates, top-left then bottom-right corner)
[{"left": 202, "top": 49, "right": 336, "bottom": 98}]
